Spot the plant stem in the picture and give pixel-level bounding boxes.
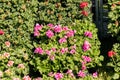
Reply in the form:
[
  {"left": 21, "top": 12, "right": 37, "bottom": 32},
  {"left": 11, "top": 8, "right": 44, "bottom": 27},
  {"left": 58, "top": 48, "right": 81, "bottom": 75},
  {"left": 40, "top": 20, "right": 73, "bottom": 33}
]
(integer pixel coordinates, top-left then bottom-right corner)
[{"left": 112, "top": 57, "right": 116, "bottom": 66}]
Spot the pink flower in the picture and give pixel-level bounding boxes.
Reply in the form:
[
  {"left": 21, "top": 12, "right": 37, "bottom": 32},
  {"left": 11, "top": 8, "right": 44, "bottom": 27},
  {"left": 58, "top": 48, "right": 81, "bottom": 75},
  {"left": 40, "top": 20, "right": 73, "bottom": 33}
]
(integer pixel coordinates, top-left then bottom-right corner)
[
  {"left": 60, "top": 48, "right": 68, "bottom": 54},
  {"left": 70, "top": 49, "right": 76, "bottom": 54},
  {"left": 78, "top": 70, "right": 86, "bottom": 78},
  {"left": 0, "top": 29, "right": 4, "bottom": 35},
  {"left": 7, "top": 60, "right": 14, "bottom": 67},
  {"left": 66, "top": 70, "right": 74, "bottom": 78},
  {"left": 92, "top": 72, "right": 98, "bottom": 78},
  {"left": 34, "top": 77, "right": 42, "bottom": 80},
  {"left": 49, "top": 55, "right": 55, "bottom": 61},
  {"left": 71, "top": 45, "right": 76, "bottom": 49},
  {"left": 34, "top": 47, "right": 44, "bottom": 54},
  {"left": 82, "top": 65, "right": 86, "bottom": 71},
  {"left": 0, "top": 71, "right": 3, "bottom": 77},
  {"left": 51, "top": 48, "right": 56, "bottom": 52},
  {"left": 81, "top": 61, "right": 86, "bottom": 70},
  {"left": 23, "top": 75, "right": 31, "bottom": 80},
  {"left": 13, "top": 78, "right": 20, "bottom": 80},
  {"left": 3, "top": 52, "right": 10, "bottom": 58},
  {"left": 59, "top": 38, "right": 67, "bottom": 44},
  {"left": 54, "top": 73, "right": 63, "bottom": 80},
  {"left": 17, "top": 64, "right": 25, "bottom": 69},
  {"left": 62, "top": 26, "right": 69, "bottom": 31},
  {"left": 64, "top": 36, "right": 68, "bottom": 39},
  {"left": 54, "top": 25, "right": 62, "bottom": 33},
  {"left": 46, "top": 30, "right": 54, "bottom": 38},
  {"left": 82, "top": 56, "right": 91, "bottom": 62},
  {"left": 34, "top": 31, "right": 40, "bottom": 37},
  {"left": 45, "top": 50, "right": 51, "bottom": 55},
  {"left": 81, "top": 10, "right": 88, "bottom": 16},
  {"left": 48, "top": 72, "right": 54, "bottom": 77},
  {"left": 5, "top": 41, "right": 11, "bottom": 47},
  {"left": 66, "top": 30, "right": 75, "bottom": 38},
  {"left": 84, "top": 31, "right": 92, "bottom": 38},
  {"left": 34, "top": 23, "right": 42, "bottom": 31},
  {"left": 47, "top": 23, "right": 54, "bottom": 28},
  {"left": 66, "top": 70, "right": 72, "bottom": 74},
  {"left": 82, "top": 40, "right": 91, "bottom": 51}
]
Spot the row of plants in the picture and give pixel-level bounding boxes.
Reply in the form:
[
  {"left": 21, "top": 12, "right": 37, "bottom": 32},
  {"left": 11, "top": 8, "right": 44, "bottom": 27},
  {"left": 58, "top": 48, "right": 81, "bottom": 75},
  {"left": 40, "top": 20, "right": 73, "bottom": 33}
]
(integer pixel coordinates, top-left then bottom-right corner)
[
  {"left": 107, "top": 0, "right": 120, "bottom": 79},
  {"left": 38, "top": 0, "right": 92, "bottom": 25},
  {"left": 0, "top": 0, "right": 104, "bottom": 80},
  {"left": 30, "top": 20, "right": 103, "bottom": 80},
  {"left": 0, "top": 0, "right": 39, "bottom": 80}
]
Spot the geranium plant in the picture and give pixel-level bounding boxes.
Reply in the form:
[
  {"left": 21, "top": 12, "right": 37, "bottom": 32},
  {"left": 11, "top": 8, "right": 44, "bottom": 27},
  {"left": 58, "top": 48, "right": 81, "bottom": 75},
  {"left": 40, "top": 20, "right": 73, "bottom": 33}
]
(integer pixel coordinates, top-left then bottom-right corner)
[
  {"left": 38, "top": 0, "right": 92, "bottom": 25},
  {"left": 108, "top": 0, "right": 120, "bottom": 42},
  {"left": 30, "top": 20, "right": 103, "bottom": 79},
  {"left": 107, "top": 43, "right": 120, "bottom": 80}
]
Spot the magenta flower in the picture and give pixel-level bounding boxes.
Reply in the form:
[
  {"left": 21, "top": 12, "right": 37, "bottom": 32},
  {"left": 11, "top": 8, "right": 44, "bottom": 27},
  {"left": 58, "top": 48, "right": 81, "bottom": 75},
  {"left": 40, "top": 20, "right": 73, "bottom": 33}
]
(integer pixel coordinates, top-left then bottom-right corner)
[
  {"left": 66, "top": 70, "right": 72, "bottom": 74},
  {"left": 34, "top": 23, "right": 42, "bottom": 31},
  {"left": 81, "top": 65, "right": 86, "bottom": 71},
  {"left": 66, "top": 30, "right": 75, "bottom": 38},
  {"left": 92, "top": 72, "right": 98, "bottom": 78},
  {"left": 84, "top": 31, "right": 92, "bottom": 38},
  {"left": 70, "top": 49, "right": 76, "bottom": 54},
  {"left": 81, "top": 61, "right": 86, "bottom": 70},
  {"left": 66, "top": 70, "right": 74, "bottom": 78},
  {"left": 47, "top": 23, "right": 54, "bottom": 29},
  {"left": 54, "top": 25, "right": 62, "bottom": 33},
  {"left": 51, "top": 48, "right": 56, "bottom": 52},
  {"left": 78, "top": 70, "right": 86, "bottom": 78},
  {"left": 60, "top": 48, "right": 68, "bottom": 54},
  {"left": 49, "top": 55, "right": 55, "bottom": 61},
  {"left": 59, "top": 38, "right": 67, "bottom": 44},
  {"left": 62, "top": 26, "right": 69, "bottom": 31},
  {"left": 46, "top": 30, "right": 54, "bottom": 38},
  {"left": 64, "top": 36, "right": 68, "bottom": 39},
  {"left": 34, "top": 31, "right": 40, "bottom": 37},
  {"left": 82, "top": 40, "right": 91, "bottom": 51},
  {"left": 45, "top": 50, "right": 51, "bottom": 55},
  {"left": 54, "top": 73, "right": 63, "bottom": 80},
  {"left": 34, "top": 47, "right": 44, "bottom": 54},
  {"left": 82, "top": 56, "right": 91, "bottom": 62}
]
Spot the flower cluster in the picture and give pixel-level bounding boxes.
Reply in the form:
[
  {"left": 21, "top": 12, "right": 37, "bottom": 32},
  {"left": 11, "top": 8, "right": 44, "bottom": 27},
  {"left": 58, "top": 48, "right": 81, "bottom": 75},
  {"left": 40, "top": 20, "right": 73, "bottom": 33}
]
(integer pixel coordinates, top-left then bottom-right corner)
[
  {"left": 108, "top": 50, "right": 116, "bottom": 57},
  {"left": 0, "top": 29, "right": 4, "bottom": 35},
  {"left": 32, "top": 21, "right": 101, "bottom": 79},
  {"left": 34, "top": 23, "right": 42, "bottom": 37},
  {"left": 80, "top": 2, "right": 89, "bottom": 16}
]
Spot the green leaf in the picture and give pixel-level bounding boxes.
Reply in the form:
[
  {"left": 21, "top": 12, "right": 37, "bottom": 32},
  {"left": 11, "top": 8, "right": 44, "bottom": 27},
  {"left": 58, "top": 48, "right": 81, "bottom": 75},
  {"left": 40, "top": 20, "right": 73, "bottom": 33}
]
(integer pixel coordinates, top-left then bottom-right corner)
[
  {"left": 113, "top": 73, "right": 119, "bottom": 79},
  {"left": 117, "top": 62, "right": 120, "bottom": 67}
]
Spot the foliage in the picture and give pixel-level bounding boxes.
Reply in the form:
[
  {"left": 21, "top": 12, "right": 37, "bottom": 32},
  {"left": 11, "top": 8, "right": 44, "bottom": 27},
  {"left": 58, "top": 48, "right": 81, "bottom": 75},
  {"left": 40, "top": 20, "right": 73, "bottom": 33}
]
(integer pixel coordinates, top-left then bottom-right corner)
[
  {"left": 108, "top": 0, "right": 120, "bottom": 42},
  {"left": 38, "top": 0, "right": 92, "bottom": 25},
  {"left": 107, "top": 43, "right": 120, "bottom": 79},
  {"left": 0, "top": 0, "right": 38, "bottom": 79},
  {"left": 30, "top": 20, "right": 103, "bottom": 79},
  {"left": 0, "top": 0, "right": 103, "bottom": 80}
]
